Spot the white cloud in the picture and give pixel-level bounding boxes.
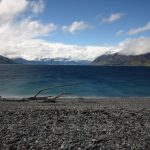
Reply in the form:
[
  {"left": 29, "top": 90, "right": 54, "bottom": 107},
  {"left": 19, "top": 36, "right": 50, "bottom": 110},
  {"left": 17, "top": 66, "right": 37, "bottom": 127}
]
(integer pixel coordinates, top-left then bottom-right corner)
[
  {"left": 2, "top": 36, "right": 150, "bottom": 61},
  {"left": 102, "top": 13, "right": 124, "bottom": 24},
  {"left": 19, "top": 19, "right": 57, "bottom": 38},
  {"left": 127, "top": 22, "right": 150, "bottom": 35},
  {"left": 62, "top": 21, "right": 89, "bottom": 34},
  {"left": 30, "top": 0, "right": 45, "bottom": 14},
  {"left": 0, "top": 19, "right": 57, "bottom": 40},
  {"left": 116, "top": 30, "right": 125, "bottom": 36},
  {"left": 112, "top": 37, "right": 150, "bottom": 55},
  {"left": 0, "top": 36, "right": 111, "bottom": 61},
  {"left": 0, "top": 0, "right": 28, "bottom": 24}
]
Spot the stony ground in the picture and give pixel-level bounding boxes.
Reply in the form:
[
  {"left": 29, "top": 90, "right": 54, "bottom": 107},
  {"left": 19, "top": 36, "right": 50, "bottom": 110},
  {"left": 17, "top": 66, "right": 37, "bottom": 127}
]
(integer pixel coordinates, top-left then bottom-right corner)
[{"left": 0, "top": 98, "right": 150, "bottom": 150}]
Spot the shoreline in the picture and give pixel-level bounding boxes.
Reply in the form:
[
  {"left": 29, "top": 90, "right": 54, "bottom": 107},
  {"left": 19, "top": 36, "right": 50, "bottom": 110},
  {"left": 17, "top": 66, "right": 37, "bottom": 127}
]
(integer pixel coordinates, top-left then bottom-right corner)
[{"left": 1, "top": 95, "right": 150, "bottom": 100}]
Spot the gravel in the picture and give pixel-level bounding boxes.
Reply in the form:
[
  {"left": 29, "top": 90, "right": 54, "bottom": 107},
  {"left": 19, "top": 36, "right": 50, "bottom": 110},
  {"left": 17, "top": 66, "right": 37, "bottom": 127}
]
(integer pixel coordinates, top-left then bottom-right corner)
[{"left": 0, "top": 98, "right": 150, "bottom": 150}]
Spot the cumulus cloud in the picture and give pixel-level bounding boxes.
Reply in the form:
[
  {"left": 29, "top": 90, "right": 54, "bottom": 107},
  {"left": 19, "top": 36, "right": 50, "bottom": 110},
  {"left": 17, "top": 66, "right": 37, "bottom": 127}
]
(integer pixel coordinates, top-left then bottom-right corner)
[
  {"left": 0, "top": 0, "right": 58, "bottom": 59},
  {"left": 112, "top": 37, "right": 150, "bottom": 55},
  {"left": 102, "top": 13, "right": 124, "bottom": 24},
  {"left": 0, "top": 0, "right": 28, "bottom": 24},
  {"left": 0, "top": 37, "right": 111, "bottom": 61},
  {"left": 30, "top": 0, "right": 45, "bottom": 14},
  {"left": 19, "top": 19, "right": 57, "bottom": 38},
  {"left": 62, "top": 21, "right": 89, "bottom": 34},
  {"left": 0, "top": 20, "right": 57, "bottom": 40},
  {"left": 127, "top": 22, "right": 150, "bottom": 35},
  {"left": 2, "top": 36, "right": 150, "bottom": 61}
]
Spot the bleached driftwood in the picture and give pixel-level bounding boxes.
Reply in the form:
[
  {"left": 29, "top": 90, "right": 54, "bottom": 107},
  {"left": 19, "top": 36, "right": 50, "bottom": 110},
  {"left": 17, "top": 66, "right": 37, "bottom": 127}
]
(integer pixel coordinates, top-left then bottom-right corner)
[
  {"left": 42, "top": 92, "right": 69, "bottom": 103},
  {"left": 0, "top": 83, "right": 79, "bottom": 103},
  {"left": 33, "top": 82, "right": 78, "bottom": 99}
]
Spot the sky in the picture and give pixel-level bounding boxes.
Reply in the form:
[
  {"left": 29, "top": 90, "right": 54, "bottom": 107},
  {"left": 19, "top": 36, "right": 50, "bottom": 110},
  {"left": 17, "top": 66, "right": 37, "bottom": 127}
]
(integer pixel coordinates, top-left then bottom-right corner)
[{"left": 0, "top": 0, "right": 150, "bottom": 61}]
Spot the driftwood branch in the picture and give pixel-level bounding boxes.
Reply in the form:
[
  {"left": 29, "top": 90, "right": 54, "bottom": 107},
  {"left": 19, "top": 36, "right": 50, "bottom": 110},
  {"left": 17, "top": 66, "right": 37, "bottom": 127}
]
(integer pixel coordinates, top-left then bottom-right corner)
[
  {"left": 33, "top": 82, "right": 79, "bottom": 98},
  {"left": 0, "top": 83, "right": 79, "bottom": 103},
  {"left": 43, "top": 92, "right": 69, "bottom": 103}
]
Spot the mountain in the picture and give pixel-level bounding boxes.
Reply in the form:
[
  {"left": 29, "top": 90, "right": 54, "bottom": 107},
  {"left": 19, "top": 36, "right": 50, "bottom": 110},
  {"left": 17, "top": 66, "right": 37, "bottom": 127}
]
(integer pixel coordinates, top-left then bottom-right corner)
[
  {"left": 0, "top": 55, "right": 90, "bottom": 65},
  {"left": 0, "top": 55, "right": 16, "bottom": 64},
  {"left": 1, "top": 53, "right": 150, "bottom": 66},
  {"left": 13, "top": 58, "right": 90, "bottom": 65},
  {"left": 92, "top": 53, "right": 150, "bottom": 66}
]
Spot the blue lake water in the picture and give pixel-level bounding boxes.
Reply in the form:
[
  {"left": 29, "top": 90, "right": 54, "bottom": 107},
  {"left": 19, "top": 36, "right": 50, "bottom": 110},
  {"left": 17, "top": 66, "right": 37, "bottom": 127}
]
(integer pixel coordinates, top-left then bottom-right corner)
[{"left": 0, "top": 65, "right": 150, "bottom": 98}]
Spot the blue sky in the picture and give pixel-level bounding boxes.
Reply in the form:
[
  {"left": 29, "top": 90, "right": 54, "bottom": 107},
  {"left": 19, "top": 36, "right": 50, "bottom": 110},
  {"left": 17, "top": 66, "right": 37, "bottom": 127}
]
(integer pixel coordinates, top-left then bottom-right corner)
[
  {"left": 39, "top": 0, "right": 150, "bottom": 45},
  {"left": 0, "top": 0, "right": 150, "bottom": 61}
]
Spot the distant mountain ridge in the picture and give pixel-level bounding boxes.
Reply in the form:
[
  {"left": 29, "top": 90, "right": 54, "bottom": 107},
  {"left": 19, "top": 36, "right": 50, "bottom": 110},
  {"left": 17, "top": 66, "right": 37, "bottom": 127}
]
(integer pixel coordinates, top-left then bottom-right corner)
[
  {"left": 1, "top": 52, "right": 150, "bottom": 66},
  {"left": 92, "top": 53, "right": 150, "bottom": 66},
  {"left": 0, "top": 55, "right": 16, "bottom": 64},
  {"left": 13, "top": 58, "right": 90, "bottom": 65},
  {"left": 0, "top": 55, "right": 90, "bottom": 65}
]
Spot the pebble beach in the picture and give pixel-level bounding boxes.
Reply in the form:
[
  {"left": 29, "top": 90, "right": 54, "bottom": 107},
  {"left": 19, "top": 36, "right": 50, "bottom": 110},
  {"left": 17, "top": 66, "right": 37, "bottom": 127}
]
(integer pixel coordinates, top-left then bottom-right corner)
[{"left": 0, "top": 98, "right": 150, "bottom": 150}]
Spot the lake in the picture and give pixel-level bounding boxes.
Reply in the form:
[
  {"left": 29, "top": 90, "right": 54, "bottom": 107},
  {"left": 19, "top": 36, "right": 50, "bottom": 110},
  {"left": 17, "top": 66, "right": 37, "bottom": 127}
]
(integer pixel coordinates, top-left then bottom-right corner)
[{"left": 0, "top": 65, "right": 150, "bottom": 98}]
